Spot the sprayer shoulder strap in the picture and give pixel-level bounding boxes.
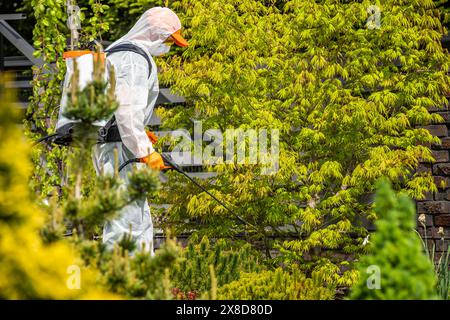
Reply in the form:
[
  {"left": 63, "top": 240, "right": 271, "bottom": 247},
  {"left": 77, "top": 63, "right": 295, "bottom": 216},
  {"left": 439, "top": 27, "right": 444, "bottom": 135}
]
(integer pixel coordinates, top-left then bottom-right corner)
[
  {"left": 100, "top": 43, "right": 153, "bottom": 141},
  {"left": 105, "top": 43, "right": 152, "bottom": 79}
]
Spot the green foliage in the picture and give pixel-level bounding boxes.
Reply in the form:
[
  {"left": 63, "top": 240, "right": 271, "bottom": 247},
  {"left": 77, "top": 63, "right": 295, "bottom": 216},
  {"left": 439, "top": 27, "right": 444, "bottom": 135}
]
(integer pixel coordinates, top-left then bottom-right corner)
[
  {"left": 22, "top": 0, "right": 115, "bottom": 197},
  {"left": 350, "top": 179, "right": 438, "bottom": 300},
  {"left": 25, "top": 0, "right": 68, "bottom": 197},
  {"left": 96, "top": 238, "right": 180, "bottom": 299},
  {"left": 434, "top": 0, "right": 450, "bottom": 28},
  {"left": 17, "top": 0, "right": 450, "bottom": 300},
  {"left": 218, "top": 267, "right": 334, "bottom": 300},
  {"left": 154, "top": 0, "right": 450, "bottom": 283},
  {"left": 82, "top": 0, "right": 112, "bottom": 42},
  {"left": 68, "top": 167, "right": 160, "bottom": 235},
  {"left": 0, "top": 74, "right": 114, "bottom": 299},
  {"left": 127, "top": 167, "right": 161, "bottom": 201},
  {"left": 171, "top": 236, "right": 263, "bottom": 298},
  {"left": 77, "top": 233, "right": 265, "bottom": 300},
  {"left": 63, "top": 175, "right": 124, "bottom": 239}
]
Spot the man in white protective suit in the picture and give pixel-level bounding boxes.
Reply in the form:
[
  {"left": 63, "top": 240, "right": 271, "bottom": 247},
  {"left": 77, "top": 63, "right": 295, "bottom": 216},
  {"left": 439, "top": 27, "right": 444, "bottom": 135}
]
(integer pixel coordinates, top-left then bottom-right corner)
[{"left": 92, "top": 7, "right": 189, "bottom": 254}]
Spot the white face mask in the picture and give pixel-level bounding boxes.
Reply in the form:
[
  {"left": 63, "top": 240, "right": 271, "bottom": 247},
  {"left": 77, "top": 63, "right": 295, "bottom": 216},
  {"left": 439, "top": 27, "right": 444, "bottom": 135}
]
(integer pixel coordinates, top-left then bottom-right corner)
[{"left": 151, "top": 43, "right": 171, "bottom": 56}]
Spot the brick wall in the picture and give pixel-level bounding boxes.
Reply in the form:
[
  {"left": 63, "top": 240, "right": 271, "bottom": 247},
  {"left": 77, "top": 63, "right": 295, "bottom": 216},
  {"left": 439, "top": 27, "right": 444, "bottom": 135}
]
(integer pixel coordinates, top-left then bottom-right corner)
[{"left": 417, "top": 104, "right": 450, "bottom": 259}]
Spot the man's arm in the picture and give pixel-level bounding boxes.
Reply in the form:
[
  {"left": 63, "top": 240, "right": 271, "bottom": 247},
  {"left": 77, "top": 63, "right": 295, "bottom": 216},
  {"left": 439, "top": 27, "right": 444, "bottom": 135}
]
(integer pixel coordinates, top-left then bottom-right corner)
[{"left": 112, "top": 52, "right": 154, "bottom": 158}]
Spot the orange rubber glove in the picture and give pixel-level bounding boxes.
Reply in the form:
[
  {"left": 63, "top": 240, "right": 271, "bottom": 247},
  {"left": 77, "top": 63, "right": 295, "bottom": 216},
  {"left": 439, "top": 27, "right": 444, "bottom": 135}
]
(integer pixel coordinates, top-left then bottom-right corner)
[{"left": 140, "top": 152, "right": 170, "bottom": 170}]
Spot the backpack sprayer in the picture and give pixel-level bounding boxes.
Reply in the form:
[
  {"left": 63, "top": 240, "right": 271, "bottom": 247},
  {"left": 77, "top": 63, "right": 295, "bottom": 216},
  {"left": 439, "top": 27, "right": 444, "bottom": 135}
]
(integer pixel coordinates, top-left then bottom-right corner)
[{"left": 33, "top": 1, "right": 251, "bottom": 228}]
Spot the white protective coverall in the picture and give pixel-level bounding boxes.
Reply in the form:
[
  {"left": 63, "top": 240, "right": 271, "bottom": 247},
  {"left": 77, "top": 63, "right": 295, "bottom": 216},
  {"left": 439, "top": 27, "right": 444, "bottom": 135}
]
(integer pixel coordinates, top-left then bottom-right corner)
[{"left": 92, "top": 7, "right": 184, "bottom": 254}]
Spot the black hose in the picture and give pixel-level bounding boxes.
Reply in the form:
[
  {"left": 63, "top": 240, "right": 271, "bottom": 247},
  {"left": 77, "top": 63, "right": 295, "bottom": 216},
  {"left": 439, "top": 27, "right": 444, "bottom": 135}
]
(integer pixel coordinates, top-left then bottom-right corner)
[
  {"left": 32, "top": 133, "right": 59, "bottom": 147},
  {"left": 118, "top": 158, "right": 141, "bottom": 172},
  {"left": 118, "top": 154, "right": 253, "bottom": 227},
  {"left": 161, "top": 154, "right": 251, "bottom": 226}
]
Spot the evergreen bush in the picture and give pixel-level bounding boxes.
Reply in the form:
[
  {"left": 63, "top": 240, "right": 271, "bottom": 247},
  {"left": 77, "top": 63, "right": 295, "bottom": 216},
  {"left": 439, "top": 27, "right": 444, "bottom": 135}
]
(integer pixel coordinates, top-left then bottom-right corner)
[{"left": 218, "top": 267, "right": 334, "bottom": 300}]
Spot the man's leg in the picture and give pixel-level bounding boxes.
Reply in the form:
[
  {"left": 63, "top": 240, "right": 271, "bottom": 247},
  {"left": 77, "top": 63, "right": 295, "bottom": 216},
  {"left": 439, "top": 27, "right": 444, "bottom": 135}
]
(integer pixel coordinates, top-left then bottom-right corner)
[
  {"left": 92, "top": 142, "right": 154, "bottom": 255},
  {"left": 102, "top": 198, "right": 154, "bottom": 254}
]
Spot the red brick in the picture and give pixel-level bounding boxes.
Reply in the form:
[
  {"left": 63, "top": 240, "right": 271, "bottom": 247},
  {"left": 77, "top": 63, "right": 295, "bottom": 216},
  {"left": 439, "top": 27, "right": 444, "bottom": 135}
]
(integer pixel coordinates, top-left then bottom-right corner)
[
  {"left": 417, "top": 201, "right": 450, "bottom": 214},
  {"left": 433, "top": 163, "right": 450, "bottom": 175},
  {"left": 435, "top": 239, "right": 450, "bottom": 252},
  {"left": 425, "top": 239, "right": 436, "bottom": 250},
  {"left": 421, "top": 125, "right": 448, "bottom": 137},
  {"left": 432, "top": 150, "right": 450, "bottom": 163},
  {"left": 417, "top": 203, "right": 426, "bottom": 214},
  {"left": 417, "top": 226, "right": 433, "bottom": 238},
  {"left": 422, "top": 191, "right": 434, "bottom": 201},
  {"left": 441, "top": 137, "right": 450, "bottom": 149},
  {"left": 417, "top": 226, "right": 426, "bottom": 237},
  {"left": 434, "top": 190, "right": 450, "bottom": 201},
  {"left": 417, "top": 163, "right": 432, "bottom": 174},
  {"left": 435, "top": 215, "right": 450, "bottom": 226}
]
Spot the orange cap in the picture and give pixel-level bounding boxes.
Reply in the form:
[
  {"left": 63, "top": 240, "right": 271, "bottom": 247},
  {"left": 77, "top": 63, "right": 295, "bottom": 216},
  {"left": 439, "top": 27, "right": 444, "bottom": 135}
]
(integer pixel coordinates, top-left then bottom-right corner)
[{"left": 171, "top": 29, "right": 189, "bottom": 47}]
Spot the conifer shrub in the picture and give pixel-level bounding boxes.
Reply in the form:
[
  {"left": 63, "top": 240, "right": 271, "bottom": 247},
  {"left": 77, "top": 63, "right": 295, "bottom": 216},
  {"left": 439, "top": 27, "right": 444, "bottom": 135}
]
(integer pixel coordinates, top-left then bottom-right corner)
[
  {"left": 171, "top": 236, "right": 263, "bottom": 299},
  {"left": 95, "top": 237, "right": 181, "bottom": 299},
  {"left": 217, "top": 267, "right": 335, "bottom": 300}
]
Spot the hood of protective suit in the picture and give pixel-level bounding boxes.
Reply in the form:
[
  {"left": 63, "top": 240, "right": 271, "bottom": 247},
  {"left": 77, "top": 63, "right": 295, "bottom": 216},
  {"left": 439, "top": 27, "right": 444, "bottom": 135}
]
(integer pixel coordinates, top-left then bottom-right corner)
[{"left": 107, "top": 7, "right": 182, "bottom": 56}]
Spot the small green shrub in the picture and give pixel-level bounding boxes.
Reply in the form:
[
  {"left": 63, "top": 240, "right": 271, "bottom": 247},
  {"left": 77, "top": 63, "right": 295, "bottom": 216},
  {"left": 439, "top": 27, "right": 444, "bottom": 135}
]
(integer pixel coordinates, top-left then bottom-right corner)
[
  {"left": 217, "top": 267, "right": 334, "bottom": 300},
  {"left": 84, "top": 237, "right": 181, "bottom": 299},
  {"left": 171, "top": 236, "right": 263, "bottom": 299}
]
